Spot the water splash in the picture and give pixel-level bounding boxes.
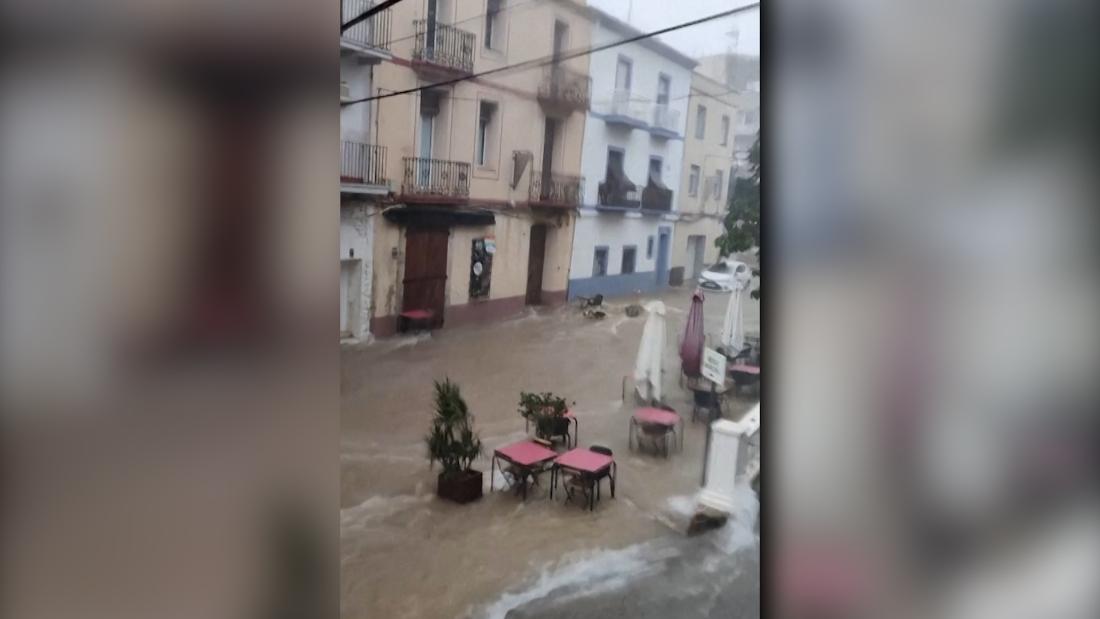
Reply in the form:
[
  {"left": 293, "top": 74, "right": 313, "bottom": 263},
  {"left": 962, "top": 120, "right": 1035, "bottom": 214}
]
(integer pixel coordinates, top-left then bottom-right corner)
[{"left": 477, "top": 541, "right": 672, "bottom": 619}]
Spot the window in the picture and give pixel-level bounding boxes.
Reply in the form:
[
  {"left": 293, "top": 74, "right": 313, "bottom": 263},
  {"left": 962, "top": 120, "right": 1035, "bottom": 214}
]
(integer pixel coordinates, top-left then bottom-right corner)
[
  {"left": 621, "top": 246, "right": 637, "bottom": 274},
  {"left": 714, "top": 170, "right": 724, "bottom": 201},
  {"left": 593, "top": 247, "right": 609, "bottom": 277},
  {"left": 615, "top": 56, "right": 632, "bottom": 91},
  {"left": 656, "top": 74, "right": 670, "bottom": 105},
  {"left": 646, "top": 236, "right": 654, "bottom": 259},
  {"left": 484, "top": 0, "right": 504, "bottom": 50},
  {"left": 688, "top": 165, "right": 701, "bottom": 196},
  {"left": 605, "top": 148, "right": 624, "bottom": 180},
  {"left": 476, "top": 100, "right": 498, "bottom": 166},
  {"left": 695, "top": 105, "right": 707, "bottom": 139},
  {"left": 648, "top": 157, "right": 662, "bottom": 184},
  {"left": 720, "top": 115, "right": 730, "bottom": 145}
]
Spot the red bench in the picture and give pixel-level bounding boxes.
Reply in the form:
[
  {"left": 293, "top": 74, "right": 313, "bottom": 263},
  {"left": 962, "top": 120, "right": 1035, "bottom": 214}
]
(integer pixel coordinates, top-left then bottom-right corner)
[{"left": 398, "top": 309, "right": 435, "bottom": 333}]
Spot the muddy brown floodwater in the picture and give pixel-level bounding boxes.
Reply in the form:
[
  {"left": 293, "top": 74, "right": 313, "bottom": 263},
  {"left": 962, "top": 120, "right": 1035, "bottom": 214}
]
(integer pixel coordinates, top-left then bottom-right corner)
[{"left": 341, "top": 286, "right": 760, "bottom": 619}]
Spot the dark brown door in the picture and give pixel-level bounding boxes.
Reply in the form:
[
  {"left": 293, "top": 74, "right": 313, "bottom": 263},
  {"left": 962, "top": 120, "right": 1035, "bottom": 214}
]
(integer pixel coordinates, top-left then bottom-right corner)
[
  {"left": 526, "top": 224, "right": 547, "bottom": 305},
  {"left": 403, "top": 227, "right": 448, "bottom": 327}
]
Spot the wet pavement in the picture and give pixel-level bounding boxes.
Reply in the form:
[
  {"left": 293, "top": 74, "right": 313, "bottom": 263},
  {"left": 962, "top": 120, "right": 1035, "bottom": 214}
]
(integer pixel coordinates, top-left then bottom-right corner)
[{"left": 341, "top": 286, "right": 760, "bottom": 619}]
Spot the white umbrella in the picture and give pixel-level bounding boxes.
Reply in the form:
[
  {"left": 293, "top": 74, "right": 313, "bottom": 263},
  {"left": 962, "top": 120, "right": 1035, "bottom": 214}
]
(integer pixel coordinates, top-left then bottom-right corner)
[
  {"left": 633, "top": 300, "right": 667, "bottom": 403},
  {"left": 720, "top": 262, "right": 754, "bottom": 354}
]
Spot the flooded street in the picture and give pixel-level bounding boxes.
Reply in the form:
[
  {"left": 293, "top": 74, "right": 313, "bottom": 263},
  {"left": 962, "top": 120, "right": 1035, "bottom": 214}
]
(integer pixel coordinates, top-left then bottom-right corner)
[{"left": 341, "top": 286, "right": 760, "bottom": 619}]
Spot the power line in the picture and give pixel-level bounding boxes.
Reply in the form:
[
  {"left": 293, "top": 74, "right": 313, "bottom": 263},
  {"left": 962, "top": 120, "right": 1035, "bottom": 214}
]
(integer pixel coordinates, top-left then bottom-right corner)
[
  {"left": 341, "top": 3, "right": 761, "bottom": 108},
  {"left": 341, "top": 0, "right": 407, "bottom": 33}
]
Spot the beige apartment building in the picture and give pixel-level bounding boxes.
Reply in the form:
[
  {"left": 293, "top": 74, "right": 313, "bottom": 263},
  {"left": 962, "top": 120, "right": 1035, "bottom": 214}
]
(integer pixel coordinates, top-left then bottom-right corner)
[
  {"left": 362, "top": 0, "right": 593, "bottom": 336},
  {"left": 672, "top": 72, "right": 739, "bottom": 283}
]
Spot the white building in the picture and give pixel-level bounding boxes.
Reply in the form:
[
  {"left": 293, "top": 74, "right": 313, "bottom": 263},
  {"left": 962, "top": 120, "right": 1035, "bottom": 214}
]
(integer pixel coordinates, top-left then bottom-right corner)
[
  {"left": 339, "top": 0, "right": 392, "bottom": 341},
  {"left": 568, "top": 8, "right": 697, "bottom": 299}
]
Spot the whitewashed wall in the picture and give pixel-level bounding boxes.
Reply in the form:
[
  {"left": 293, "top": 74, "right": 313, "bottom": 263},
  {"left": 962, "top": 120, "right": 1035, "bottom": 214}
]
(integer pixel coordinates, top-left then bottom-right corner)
[{"left": 580, "top": 21, "right": 693, "bottom": 208}]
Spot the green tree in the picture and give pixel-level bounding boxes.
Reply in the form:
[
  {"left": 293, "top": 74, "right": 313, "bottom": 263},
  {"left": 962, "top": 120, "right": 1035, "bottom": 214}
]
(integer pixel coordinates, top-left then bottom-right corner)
[
  {"left": 716, "top": 133, "right": 759, "bottom": 256},
  {"left": 715, "top": 132, "right": 760, "bottom": 298}
]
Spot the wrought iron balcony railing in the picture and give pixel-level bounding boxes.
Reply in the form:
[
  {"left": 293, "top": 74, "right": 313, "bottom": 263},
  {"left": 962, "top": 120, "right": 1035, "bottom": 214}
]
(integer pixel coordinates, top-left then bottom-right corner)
[
  {"left": 537, "top": 65, "right": 591, "bottom": 112},
  {"left": 651, "top": 104, "right": 680, "bottom": 135},
  {"left": 412, "top": 20, "right": 475, "bottom": 73},
  {"left": 530, "top": 171, "right": 584, "bottom": 206},
  {"left": 597, "top": 177, "right": 640, "bottom": 208},
  {"left": 641, "top": 183, "right": 673, "bottom": 211},
  {"left": 341, "top": 141, "right": 387, "bottom": 186},
  {"left": 402, "top": 157, "right": 470, "bottom": 198},
  {"left": 341, "top": 0, "right": 392, "bottom": 51}
]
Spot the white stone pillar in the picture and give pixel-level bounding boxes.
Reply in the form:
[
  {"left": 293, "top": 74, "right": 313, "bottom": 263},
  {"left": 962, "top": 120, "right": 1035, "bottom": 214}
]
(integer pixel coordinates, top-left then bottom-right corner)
[{"left": 698, "top": 404, "right": 760, "bottom": 513}]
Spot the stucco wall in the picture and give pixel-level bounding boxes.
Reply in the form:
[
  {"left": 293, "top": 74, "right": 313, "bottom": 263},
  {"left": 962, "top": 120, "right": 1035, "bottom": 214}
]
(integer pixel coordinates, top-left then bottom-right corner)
[
  {"left": 580, "top": 19, "right": 693, "bottom": 208},
  {"left": 672, "top": 72, "right": 739, "bottom": 274},
  {"left": 340, "top": 203, "right": 374, "bottom": 339}
]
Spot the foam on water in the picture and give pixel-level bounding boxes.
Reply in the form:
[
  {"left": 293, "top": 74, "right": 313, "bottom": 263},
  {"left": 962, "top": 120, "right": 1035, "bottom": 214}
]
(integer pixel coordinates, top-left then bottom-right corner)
[
  {"left": 340, "top": 493, "right": 431, "bottom": 531},
  {"left": 709, "top": 481, "right": 760, "bottom": 554},
  {"left": 477, "top": 541, "right": 672, "bottom": 619}
]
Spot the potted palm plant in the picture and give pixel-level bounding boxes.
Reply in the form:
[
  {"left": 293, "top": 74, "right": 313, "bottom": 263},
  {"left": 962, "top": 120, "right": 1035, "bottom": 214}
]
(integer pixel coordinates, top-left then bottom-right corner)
[
  {"left": 426, "top": 379, "right": 484, "bottom": 504},
  {"left": 518, "top": 392, "right": 572, "bottom": 444}
]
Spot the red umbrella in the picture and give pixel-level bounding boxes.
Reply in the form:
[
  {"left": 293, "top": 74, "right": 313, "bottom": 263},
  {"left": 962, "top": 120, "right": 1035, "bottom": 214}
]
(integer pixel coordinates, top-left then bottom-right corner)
[{"left": 680, "top": 290, "right": 705, "bottom": 377}]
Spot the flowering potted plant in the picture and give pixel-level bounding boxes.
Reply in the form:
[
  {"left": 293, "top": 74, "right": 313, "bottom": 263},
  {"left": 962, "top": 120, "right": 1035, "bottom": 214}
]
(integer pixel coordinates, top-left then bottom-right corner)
[{"left": 518, "top": 391, "right": 572, "bottom": 444}]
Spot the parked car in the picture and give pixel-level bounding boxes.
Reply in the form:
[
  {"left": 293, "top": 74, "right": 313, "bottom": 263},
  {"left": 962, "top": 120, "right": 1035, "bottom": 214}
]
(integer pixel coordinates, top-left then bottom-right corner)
[{"left": 698, "top": 259, "right": 750, "bottom": 292}]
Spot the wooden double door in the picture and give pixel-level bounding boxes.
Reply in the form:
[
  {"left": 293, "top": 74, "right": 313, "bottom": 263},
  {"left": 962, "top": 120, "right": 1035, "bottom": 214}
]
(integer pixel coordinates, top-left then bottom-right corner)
[{"left": 403, "top": 227, "right": 448, "bottom": 328}]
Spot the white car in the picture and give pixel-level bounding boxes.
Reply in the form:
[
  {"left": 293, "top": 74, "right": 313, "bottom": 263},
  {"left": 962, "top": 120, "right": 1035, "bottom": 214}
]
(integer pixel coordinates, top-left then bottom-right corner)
[{"left": 698, "top": 259, "right": 751, "bottom": 292}]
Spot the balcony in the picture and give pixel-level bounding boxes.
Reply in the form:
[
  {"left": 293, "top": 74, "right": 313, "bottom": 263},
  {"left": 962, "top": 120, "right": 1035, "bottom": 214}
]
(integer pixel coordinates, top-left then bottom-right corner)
[
  {"left": 530, "top": 171, "right": 584, "bottom": 208},
  {"left": 649, "top": 104, "right": 680, "bottom": 139},
  {"left": 412, "top": 20, "right": 475, "bottom": 76},
  {"left": 601, "top": 89, "right": 648, "bottom": 130},
  {"left": 401, "top": 157, "right": 470, "bottom": 202},
  {"left": 597, "top": 176, "right": 640, "bottom": 209},
  {"left": 341, "top": 141, "right": 388, "bottom": 193},
  {"left": 341, "top": 0, "right": 392, "bottom": 60},
  {"left": 537, "top": 65, "right": 591, "bottom": 115},
  {"left": 641, "top": 183, "right": 673, "bottom": 212}
]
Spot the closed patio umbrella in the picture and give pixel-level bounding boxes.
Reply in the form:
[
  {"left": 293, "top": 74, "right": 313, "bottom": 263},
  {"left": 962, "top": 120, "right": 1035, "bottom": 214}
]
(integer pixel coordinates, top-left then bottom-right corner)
[
  {"left": 633, "top": 300, "right": 667, "bottom": 404},
  {"left": 680, "top": 290, "right": 705, "bottom": 377},
  {"left": 720, "top": 261, "right": 754, "bottom": 354}
]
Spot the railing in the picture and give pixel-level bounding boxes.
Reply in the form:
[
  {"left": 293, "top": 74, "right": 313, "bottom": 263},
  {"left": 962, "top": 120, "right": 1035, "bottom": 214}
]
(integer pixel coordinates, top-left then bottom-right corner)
[
  {"left": 402, "top": 157, "right": 470, "bottom": 198},
  {"left": 530, "top": 171, "right": 584, "bottom": 206},
  {"left": 597, "top": 178, "right": 640, "bottom": 207},
  {"left": 341, "top": 141, "right": 387, "bottom": 186},
  {"left": 412, "top": 20, "right": 475, "bottom": 73},
  {"left": 537, "top": 65, "right": 591, "bottom": 111},
  {"left": 605, "top": 88, "right": 647, "bottom": 122},
  {"left": 651, "top": 104, "right": 680, "bottom": 134},
  {"left": 341, "top": 0, "right": 392, "bottom": 51},
  {"left": 641, "top": 183, "right": 673, "bottom": 211}
]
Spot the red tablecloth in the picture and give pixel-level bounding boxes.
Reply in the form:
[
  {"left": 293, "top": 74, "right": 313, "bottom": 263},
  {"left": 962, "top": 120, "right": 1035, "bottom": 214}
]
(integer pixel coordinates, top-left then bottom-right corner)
[
  {"left": 633, "top": 408, "right": 681, "bottom": 427},
  {"left": 729, "top": 364, "right": 761, "bottom": 375},
  {"left": 555, "top": 448, "right": 613, "bottom": 474},
  {"left": 494, "top": 440, "right": 558, "bottom": 466}
]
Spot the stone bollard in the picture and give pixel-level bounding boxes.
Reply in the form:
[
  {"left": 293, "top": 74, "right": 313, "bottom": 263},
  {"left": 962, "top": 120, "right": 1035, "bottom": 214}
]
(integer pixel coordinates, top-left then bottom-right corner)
[{"left": 698, "top": 405, "right": 760, "bottom": 514}]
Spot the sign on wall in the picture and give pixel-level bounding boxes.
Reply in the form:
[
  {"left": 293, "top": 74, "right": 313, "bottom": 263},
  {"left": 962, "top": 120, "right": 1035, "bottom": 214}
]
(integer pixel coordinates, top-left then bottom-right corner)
[
  {"left": 469, "top": 238, "right": 493, "bottom": 299},
  {"left": 701, "top": 347, "right": 727, "bottom": 385}
]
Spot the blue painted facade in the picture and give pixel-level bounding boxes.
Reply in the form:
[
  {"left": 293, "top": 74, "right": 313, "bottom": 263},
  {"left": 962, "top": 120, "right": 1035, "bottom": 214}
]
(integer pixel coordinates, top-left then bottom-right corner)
[{"left": 568, "top": 271, "right": 662, "bottom": 301}]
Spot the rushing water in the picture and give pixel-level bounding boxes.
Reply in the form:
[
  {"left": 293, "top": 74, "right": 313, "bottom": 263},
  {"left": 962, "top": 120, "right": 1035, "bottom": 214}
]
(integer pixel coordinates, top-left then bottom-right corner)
[{"left": 341, "top": 289, "right": 760, "bottom": 619}]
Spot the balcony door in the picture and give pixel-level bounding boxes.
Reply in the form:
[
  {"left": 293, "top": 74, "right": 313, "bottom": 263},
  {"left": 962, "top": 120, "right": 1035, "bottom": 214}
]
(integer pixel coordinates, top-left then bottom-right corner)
[
  {"left": 656, "top": 74, "right": 670, "bottom": 105},
  {"left": 552, "top": 20, "right": 568, "bottom": 60},
  {"left": 426, "top": 0, "right": 451, "bottom": 57},
  {"left": 540, "top": 118, "right": 557, "bottom": 200},
  {"left": 615, "top": 57, "right": 632, "bottom": 91},
  {"left": 418, "top": 92, "right": 439, "bottom": 187}
]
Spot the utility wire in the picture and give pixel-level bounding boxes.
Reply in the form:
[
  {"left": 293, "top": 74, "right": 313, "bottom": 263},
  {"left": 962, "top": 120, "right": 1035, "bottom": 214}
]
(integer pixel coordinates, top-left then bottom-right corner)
[
  {"left": 341, "top": 0, "right": 408, "bottom": 33},
  {"left": 342, "top": 3, "right": 761, "bottom": 107}
]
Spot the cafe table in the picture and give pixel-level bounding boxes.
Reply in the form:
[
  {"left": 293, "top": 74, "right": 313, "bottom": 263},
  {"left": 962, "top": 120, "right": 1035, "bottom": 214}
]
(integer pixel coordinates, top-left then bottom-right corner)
[
  {"left": 550, "top": 448, "right": 616, "bottom": 511},
  {"left": 491, "top": 439, "right": 558, "bottom": 500}
]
